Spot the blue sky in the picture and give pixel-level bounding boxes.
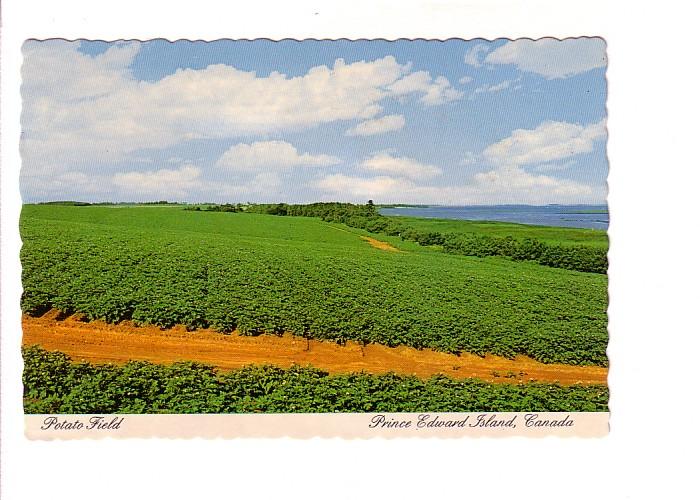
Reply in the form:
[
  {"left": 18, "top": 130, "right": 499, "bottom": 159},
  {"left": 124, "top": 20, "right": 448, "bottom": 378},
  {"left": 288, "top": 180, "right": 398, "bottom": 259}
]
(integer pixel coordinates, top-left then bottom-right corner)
[{"left": 21, "top": 38, "right": 607, "bottom": 204}]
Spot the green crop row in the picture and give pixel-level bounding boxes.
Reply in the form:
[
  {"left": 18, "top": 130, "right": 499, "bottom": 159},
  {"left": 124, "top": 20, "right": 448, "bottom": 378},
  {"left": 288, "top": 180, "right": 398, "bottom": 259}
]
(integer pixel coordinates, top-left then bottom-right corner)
[
  {"left": 20, "top": 205, "right": 608, "bottom": 366},
  {"left": 23, "top": 345, "right": 609, "bottom": 413}
]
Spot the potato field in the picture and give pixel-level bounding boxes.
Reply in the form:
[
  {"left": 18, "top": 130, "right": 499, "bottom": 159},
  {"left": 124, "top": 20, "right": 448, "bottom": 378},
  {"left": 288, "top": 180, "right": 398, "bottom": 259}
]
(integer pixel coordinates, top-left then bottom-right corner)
[{"left": 21, "top": 204, "right": 608, "bottom": 366}]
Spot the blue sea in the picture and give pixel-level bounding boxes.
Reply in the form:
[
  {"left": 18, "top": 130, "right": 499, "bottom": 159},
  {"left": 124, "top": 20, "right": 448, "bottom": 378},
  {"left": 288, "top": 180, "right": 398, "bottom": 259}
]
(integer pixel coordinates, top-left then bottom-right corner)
[{"left": 379, "top": 205, "right": 609, "bottom": 230}]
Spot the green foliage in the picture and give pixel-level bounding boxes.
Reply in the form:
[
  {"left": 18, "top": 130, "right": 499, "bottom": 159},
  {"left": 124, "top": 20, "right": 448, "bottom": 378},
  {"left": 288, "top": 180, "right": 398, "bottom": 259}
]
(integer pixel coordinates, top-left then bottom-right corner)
[
  {"left": 244, "top": 202, "right": 607, "bottom": 273},
  {"left": 20, "top": 204, "right": 608, "bottom": 366},
  {"left": 247, "top": 201, "right": 378, "bottom": 219},
  {"left": 440, "top": 234, "right": 608, "bottom": 274},
  {"left": 22, "top": 346, "right": 609, "bottom": 413},
  {"left": 203, "top": 203, "right": 245, "bottom": 213},
  {"left": 37, "top": 201, "right": 92, "bottom": 206},
  {"left": 386, "top": 215, "right": 609, "bottom": 248}
]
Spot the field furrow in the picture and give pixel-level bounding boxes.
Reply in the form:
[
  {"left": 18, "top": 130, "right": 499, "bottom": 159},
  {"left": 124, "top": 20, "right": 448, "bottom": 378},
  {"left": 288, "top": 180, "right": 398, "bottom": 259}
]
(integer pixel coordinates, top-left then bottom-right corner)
[{"left": 22, "top": 312, "right": 608, "bottom": 385}]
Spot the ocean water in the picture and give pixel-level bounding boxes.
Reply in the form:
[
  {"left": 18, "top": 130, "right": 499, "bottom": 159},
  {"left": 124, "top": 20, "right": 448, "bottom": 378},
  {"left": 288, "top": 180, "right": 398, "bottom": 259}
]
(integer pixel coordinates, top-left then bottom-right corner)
[{"left": 378, "top": 205, "right": 609, "bottom": 230}]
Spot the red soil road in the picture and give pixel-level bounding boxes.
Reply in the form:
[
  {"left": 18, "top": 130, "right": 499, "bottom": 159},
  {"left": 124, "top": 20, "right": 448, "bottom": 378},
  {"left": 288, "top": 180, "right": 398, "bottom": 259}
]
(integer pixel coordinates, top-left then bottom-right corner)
[
  {"left": 22, "top": 310, "right": 608, "bottom": 386},
  {"left": 361, "top": 236, "right": 402, "bottom": 252}
]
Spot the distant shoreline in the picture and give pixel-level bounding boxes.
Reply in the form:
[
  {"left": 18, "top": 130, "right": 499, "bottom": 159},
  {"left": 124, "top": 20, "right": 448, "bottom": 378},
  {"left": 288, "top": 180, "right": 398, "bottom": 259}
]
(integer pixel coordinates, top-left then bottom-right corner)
[
  {"left": 377, "top": 203, "right": 608, "bottom": 209},
  {"left": 30, "top": 201, "right": 607, "bottom": 208},
  {"left": 378, "top": 205, "right": 609, "bottom": 231}
]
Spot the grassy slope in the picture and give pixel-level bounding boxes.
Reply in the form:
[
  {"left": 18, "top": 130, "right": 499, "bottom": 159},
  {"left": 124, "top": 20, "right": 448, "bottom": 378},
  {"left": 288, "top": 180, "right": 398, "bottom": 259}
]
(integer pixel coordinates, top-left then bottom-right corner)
[
  {"left": 383, "top": 215, "right": 609, "bottom": 248},
  {"left": 20, "top": 205, "right": 608, "bottom": 365}
]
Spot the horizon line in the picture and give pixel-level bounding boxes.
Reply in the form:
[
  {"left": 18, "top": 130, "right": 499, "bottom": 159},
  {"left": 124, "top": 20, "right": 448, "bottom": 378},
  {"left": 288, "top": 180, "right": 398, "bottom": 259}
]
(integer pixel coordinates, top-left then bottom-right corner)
[{"left": 24, "top": 200, "right": 609, "bottom": 207}]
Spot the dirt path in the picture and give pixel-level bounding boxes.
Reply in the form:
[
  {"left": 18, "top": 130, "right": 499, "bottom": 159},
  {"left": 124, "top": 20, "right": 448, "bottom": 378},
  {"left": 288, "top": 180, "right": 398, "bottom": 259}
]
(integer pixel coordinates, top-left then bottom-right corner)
[
  {"left": 361, "top": 236, "right": 401, "bottom": 252},
  {"left": 326, "top": 224, "right": 402, "bottom": 252},
  {"left": 22, "top": 311, "right": 607, "bottom": 385}
]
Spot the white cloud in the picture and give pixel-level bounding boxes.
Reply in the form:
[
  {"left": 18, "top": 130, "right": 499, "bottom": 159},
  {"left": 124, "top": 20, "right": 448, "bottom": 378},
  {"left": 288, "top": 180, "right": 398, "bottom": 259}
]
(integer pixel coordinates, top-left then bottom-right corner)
[
  {"left": 21, "top": 41, "right": 140, "bottom": 102},
  {"left": 313, "top": 119, "right": 606, "bottom": 205},
  {"left": 484, "top": 80, "right": 513, "bottom": 92},
  {"left": 458, "top": 76, "right": 474, "bottom": 84},
  {"left": 461, "top": 151, "right": 480, "bottom": 165},
  {"left": 76, "top": 165, "right": 285, "bottom": 203},
  {"left": 20, "top": 41, "right": 606, "bottom": 206},
  {"left": 112, "top": 165, "right": 202, "bottom": 198},
  {"left": 458, "top": 119, "right": 606, "bottom": 204},
  {"left": 484, "top": 38, "right": 607, "bottom": 79},
  {"left": 387, "top": 71, "right": 431, "bottom": 94},
  {"left": 201, "top": 172, "right": 287, "bottom": 202},
  {"left": 483, "top": 120, "right": 607, "bottom": 167},
  {"left": 346, "top": 114, "right": 405, "bottom": 136},
  {"left": 313, "top": 174, "right": 412, "bottom": 199},
  {"left": 358, "top": 152, "right": 441, "bottom": 180},
  {"left": 464, "top": 44, "right": 490, "bottom": 67},
  {"left": 215, "top": 141, "right": 340, "bottom": 171},
  {"left": 421, "top": 76, "right": 463, "bottom": 105},
  {"left": 312, "top": 171, "right": 601, "bottom": 205},
  {"left": 533, "top": 160, "right": 577, "bottom": 172},
  {"left": 388, "top": 71, "right": 462, "bottom": 105},
  {"left": 472, "top": 166, "right": 593, "bottom": 200},
  {"left": 20, "top": 170, "right": 113, "bottom": 202},
  {"left": 470, "top": 78, "right": 520, "bottom": 99},
  {"left": 21, "top": 41, "right": 461, "bottom": 180}
]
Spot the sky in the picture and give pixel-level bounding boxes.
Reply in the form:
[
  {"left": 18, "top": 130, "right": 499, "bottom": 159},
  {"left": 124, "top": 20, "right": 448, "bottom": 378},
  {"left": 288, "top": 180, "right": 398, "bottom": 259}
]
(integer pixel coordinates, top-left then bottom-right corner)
[{"left": 20, "top": 38, "right": 608, "bottom": 205}]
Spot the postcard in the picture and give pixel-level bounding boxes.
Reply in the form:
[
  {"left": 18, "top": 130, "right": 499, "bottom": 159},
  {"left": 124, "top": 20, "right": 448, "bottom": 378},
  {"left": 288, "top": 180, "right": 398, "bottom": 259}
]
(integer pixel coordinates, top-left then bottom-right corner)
[{"left": 18, "top": 37, "right": 609, "bottom": 439}]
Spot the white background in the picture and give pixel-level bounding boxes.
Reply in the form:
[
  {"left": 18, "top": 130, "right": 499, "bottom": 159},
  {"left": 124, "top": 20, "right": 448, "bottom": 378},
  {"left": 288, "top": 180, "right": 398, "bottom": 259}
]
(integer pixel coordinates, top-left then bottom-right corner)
[{"left": 2, "top": 1, "right": 699, "bottom": 498}]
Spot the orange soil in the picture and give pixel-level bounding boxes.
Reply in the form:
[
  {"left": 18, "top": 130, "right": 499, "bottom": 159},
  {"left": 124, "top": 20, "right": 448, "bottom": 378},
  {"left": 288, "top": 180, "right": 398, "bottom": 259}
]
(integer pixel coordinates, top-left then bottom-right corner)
[
  {"left": 361, "top": 236, "right": 401, "bottom": 252},
  {"left": 22, "top": 311, "right": 607, "bottom": 386}
]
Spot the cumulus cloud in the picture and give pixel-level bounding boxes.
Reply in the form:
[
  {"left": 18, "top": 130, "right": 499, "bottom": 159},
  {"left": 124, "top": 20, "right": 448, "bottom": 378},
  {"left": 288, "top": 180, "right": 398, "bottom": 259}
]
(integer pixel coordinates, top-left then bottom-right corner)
[
  {"left": 483, "top": 119, "right": 607, "bottom": 167},
  {"left": 470, "top": 78, "right": 521, "bottom": 99},
  {"left": 312, "top": 171, "right": 600, "bottom": 205},
  {"left": 20, "top": 170, "right": 114, "bottom": 202},
  {"left": 215, "top": 141, "right": 340, "bottom": 171},
  {"left": 485, "top": 80, "right": 512, "bottom": 92},
  {"left": 358, "top": 152, "right": 441, "bottom": 180},
  {"left": 464, "top": 44, "right": 490, "bottom": 67},
  {"left": 311, "top": 152, "right": 442, "bottom": 201},
  {"left": 345, "top": 114, "right": 405, "bottom": 136},
  {"left": 21, "top": 41, "right": 140, "bottom": 102},
  {"left": 21, "top": 41, "right": 149, "bottom": 176},
  {"left": 461, "top": 151, "right": 479, "bottom": 165},
  {"left": 483, "top": 38, "right": 607, "bottom": 79},
  {"left": 458, "top": 76, "right": 474, "bottom": 84},
  {"left": 79, "top": 165, "right": 286, "bottom": 203},
  {"left": 20, "top": 40, "right": 606, "bottom": 206},
  {"left": 463, "top": 119, "right": 606, "bottom": 203},
  {"left": 312, "top": 152, "right": 443, "bottom": 202},
  {"left": 313, "top": 119, "right": 606, "bottom": 205},
  {"left": 112, "top": 165, "right": 202, "bottom": 198},
  {"left": 533, "top": 160, "right": 577, "bottom": 172},
  {"left": 387, "top": 71, "right": 462, "bottom": 105},
  {"left": 471, "top": 166, "right": 593, "bottom": 199},
  {"left": 313, "top": 174, "right": 412, "bottom": 199},
  {"left": 21, "top": 41, "right": 461, "bottom": 180}
]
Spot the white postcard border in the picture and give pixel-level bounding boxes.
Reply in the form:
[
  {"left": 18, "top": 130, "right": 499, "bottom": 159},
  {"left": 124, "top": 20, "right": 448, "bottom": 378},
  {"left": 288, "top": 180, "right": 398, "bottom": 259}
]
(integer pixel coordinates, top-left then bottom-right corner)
[{"left": 3, "top": 1, "right": 699, "bottom": 500}]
